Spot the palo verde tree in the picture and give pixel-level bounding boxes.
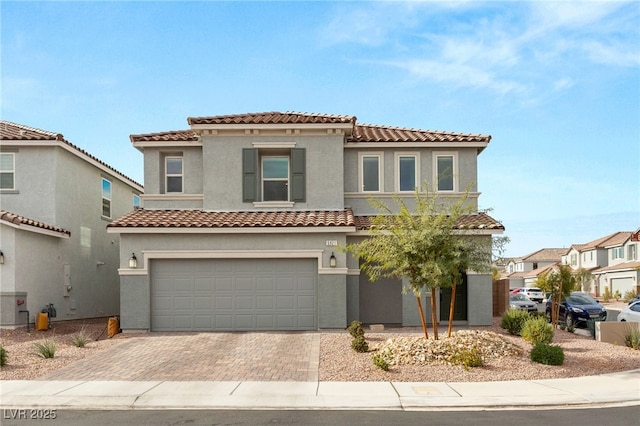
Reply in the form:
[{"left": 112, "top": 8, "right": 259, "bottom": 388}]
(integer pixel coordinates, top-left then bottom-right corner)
[
  {"left": 536, "top": 264, "right": 575, "bottom": 328},
  {"left": 345, "top": 186, "right": 502, "bottom": 339}
]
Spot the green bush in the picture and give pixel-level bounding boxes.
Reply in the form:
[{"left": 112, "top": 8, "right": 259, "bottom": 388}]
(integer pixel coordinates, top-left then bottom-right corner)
[
  {"left": 521, "top": 317, "right": 554, "bottom": 345},
  {"left": 449, "top": 347, "right": 484, "bottom": 371},
  {"left": 372, "top": 354, "right": 389, "bottom": 371},
  {"left": 34, "top": 339, "right": 56, "bottom": 359},
  {"left": 624, "top": 326, "right": 640, "bottom": 350},
  {"left": 347, "top": 320, "right": 365, "bottom": 338},
  {"left": 500, "top": 309, "right": 531, "bottom": 335},
  {"left": 351, "top": 336, "right": 369, "bottom": 353},
  {"left": 530, "top": 343, "right": 564, "bottom": 365},
  {"left": 0, "top": 345, "right": 7, "bottom": 367},
  {"left": 602, "top": 287, "right": 611, "bottom": 302}
]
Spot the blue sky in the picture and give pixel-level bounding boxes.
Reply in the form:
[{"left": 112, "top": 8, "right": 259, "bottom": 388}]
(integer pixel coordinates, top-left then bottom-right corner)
[{"left": 2, "top": 1, "right": 638, "bottom": 258}]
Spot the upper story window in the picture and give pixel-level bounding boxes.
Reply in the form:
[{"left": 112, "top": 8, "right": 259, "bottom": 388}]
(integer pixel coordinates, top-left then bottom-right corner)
[
  {"left": 262, "top": 156, "right": 289, "bottom": 201},
  {"left": 243, "top": 148, "right": 305, "bottom": 203},
  {"left": 570, "top": 253, "right": 577, "bottom": 266},
  {"left": 396, "top": 153, "right": 418, "bottom": 192},
  {"left": 628, "top": 244, "right": 637, "bottom": 261},
  {"left": 101, "top": 178, "right": 112, "bottom": 218},
  {"left": 611, "top": 246, "right": 624, "bottom": 260},
  {"left": 133, "top": 194, "right": 141, "bottom": 208},
  {"left": 434, "top": 153, "right": 456, "bottom": 191},
  {"left": 0, "top": 152, "right": 15, "bottom": 190},
  {"left": 533, "top": 262, "right": 538, "bottom": 270},
  {"left": 165, "top": 156, "right": 183, "bottom": 193},
  {"left": 359, "top": 153, "right": 382, "bottom": 192}
]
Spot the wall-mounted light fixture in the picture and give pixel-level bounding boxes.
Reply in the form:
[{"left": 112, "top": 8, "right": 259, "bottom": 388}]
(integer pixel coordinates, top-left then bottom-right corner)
[
  {"left": 329, "top": 252, "right": 337, "bottom": 268},
  {"left": 129, "top": 253, "right": 138, "bottom": 269},
  {"left": 0, "top": 250, "right": 4, "bottom": 264}
]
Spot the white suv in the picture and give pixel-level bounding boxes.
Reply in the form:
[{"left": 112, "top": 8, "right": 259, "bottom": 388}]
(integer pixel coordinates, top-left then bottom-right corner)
[{"left": 518, "top": 287, "right": 544, "bottom": 303}]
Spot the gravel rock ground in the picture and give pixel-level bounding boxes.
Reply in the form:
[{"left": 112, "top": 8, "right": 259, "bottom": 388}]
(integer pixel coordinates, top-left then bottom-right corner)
[{"left": 1, "top": 314, "right": 639, "bottom": 382}]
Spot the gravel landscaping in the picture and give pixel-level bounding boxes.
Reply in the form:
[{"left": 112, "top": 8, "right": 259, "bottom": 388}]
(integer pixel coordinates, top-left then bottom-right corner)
[{"left": 1, "top": 314, "right": 639, "bottom": 382}]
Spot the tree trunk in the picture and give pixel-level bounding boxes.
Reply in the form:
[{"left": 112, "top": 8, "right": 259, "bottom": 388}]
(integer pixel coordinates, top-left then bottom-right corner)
[
  {"left": 430, "top": 287, "right": 439, "bottom": 340},
  {"left": 447, "top": 276, "right": 457, "bottom": 337},
  {"left": 416, "top": 295, "right": 429, "bottom": 339}
]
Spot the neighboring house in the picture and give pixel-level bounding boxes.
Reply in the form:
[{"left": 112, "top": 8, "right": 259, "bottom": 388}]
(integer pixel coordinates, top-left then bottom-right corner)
[
  {"left": 0, "top": 121, "right": 143, "bottom": 328},
  {"left": 107, "top": 111, "right": 504, "bottom": 332},
  {"left": 504, "top": 248, "right": 566, "bottom": 289},
  {"left": 591, "top": 231, "right": 639, "bottom": 297}
]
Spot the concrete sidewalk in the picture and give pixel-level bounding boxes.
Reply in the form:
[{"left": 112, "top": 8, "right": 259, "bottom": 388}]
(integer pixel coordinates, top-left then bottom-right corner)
[{"left": 1, "top": 369, "right": 639, "bottom": 411}]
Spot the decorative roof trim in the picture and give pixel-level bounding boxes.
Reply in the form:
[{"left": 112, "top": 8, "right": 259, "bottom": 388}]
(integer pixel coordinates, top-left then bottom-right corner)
[{"left": 0, "top": 210, "right": 71, "bottom": 238}]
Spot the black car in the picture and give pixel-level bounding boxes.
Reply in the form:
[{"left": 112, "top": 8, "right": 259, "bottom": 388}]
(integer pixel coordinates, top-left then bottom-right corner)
[{"left": 545, "top": 292, "right": 607, "bottom": 328}]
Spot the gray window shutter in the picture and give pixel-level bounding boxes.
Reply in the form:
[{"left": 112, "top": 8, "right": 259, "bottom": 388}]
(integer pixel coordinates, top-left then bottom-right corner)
[
  {"left": 242, "top": 148, "right": 257, "bottom": 202},
  {"left": 291, "top": 148, "right": 306, "bottom": 202}
]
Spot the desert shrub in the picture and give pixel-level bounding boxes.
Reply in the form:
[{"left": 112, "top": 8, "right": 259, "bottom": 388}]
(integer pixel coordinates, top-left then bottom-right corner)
[
  {"left": 624, "top": 326, "right": 640, "bottom": 350},
  {"left": 521, "top": 317, "right": 554, "bottom": 345},
  {"left": 0, "top": 345, "right": 7, "bottom": 367},
  {"left": 372, "top": 353, "right": 389, "bottom": 371},
  {"left": 347, "top": 320, "right": 365, "bottom": 338},
  {"left": 602, "top": 287, "right": 611, "bottom": 302},
  {"left": 71, "top": 325, "right": 90, "bottom": 348},
  {"left": 500, "top": 309, "right": 531, "bottom": 335},
  {"left": 623, "top": 290, "right": 638, "bottom": 303},
  {"left": 566, "top": 322, "right": 576, "bottom": 334},
  {"left": 530, "top": 343, "right": 564, "bottom": 365},
  {"left": 351, "top": 336, "right": 369, "bottom": 353},
  {"left": 449, "top": 347, "right": 484, "bottom": 371},
  {"left": 614, "top": 290, "right": 622, "bottom": 301},
  {"left": 34, "top": 339, "right": 56, "bottom": 359}
]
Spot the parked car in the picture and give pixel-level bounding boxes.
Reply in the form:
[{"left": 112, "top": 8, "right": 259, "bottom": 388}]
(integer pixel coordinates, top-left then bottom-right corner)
[
  {"left": 509, "top": 294, "right": 538, "bottom": 312},
  {"left": 545, "top": 292, "right": 607, "bottom": 328},
  {"left": 627, "top": 295, "right": 640, "bottom": 305},
  {"left": 517, "top": 287, "right": 544, "bottom": 303},
  {"left": 617, "top": 301, "right": 640, "bottom": 322}
]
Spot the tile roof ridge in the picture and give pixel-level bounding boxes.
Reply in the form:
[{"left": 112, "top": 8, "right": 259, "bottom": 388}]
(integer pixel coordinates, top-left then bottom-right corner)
[
  {"left": 355, "top": 122, "right": 490, "bottom": 138},
  {"left": 0, "top": 120, "right": 63, "bottom": 140},
  {"left": 0, "top": 209, "right": 71, "bottom": 235}
]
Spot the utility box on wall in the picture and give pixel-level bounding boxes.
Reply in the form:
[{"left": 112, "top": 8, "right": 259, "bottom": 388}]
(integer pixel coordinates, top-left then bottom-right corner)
[{"left": 0, "top": 292, "right": 28, "bottom": 328}]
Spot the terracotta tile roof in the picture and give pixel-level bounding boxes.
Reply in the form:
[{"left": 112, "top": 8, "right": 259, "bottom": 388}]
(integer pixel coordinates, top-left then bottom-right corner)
[
  {"left": 353, "top": 212, "right": 504, "bottom": 231},
  {"left": 130, "top": 130, "right": 198, "bottom": 143},
  {"left": 579, "top": 232, "right": 632, "bottom": 250},
  {"left": 351, "top": 123, "right": 491, "bottom": 143},
  {"left": 108, "top": 209, "right": 356, "bottom": 229},
  {"left": 187, "top": 111, "right": 356, "bottom": 126},
  {"left": 518, "top": 248, "right": 568, "bottom": 262},
  {"left": 0, "top": 210, "right": 71, "bottom": 236},
  {"left": 594, "top": 261, "right": 640, "bottom": 273},
  {"left": 133, "top": 112, "right": 490, "bottom": 145},
  {"left": 1, "top": 121, "right": 142, "bottom": 188}
]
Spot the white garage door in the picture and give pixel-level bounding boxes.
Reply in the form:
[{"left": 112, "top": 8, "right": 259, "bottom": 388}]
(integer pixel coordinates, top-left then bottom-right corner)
[
  {"left": 610, "top": 277, "right": 634, "bottom": 296},
  {"left": 151, "top": 258, "right": 317, "bottom": 331}
]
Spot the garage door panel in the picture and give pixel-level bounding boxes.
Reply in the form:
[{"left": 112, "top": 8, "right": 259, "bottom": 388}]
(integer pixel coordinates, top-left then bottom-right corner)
[
  {"left": 151, "top": 258, "right": 317, "bottom": 331},
  {"left": 256, "top": 296, "right": 274, "bottom": 309},
  {"left": 236, "top": 296, "right": 254, "bottom": 310}
]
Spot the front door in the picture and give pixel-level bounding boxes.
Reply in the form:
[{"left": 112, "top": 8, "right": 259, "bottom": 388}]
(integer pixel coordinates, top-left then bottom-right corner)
[{"left": 440, "top": 273, "right": 468, "bottom": 321}]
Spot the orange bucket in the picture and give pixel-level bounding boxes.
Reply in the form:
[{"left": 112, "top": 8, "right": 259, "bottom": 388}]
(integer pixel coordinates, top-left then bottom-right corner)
[
  {"left": 107, "top": 317, "right": 120, "bottom": 337},
  {"left": 36, "top": 312, "right": 48, "bottom": 331}
]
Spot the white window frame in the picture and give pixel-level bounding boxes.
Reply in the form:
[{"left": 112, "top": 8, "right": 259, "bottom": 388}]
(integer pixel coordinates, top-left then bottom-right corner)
[
  {"left": 395, "top": 152, "right": 419, "bottom": 192},
  {"left": 433, "top": 152, "right": 457, "bottom": 192},
  {"left": 261, "top": 155, "right": 290, "bottom": 202},
  {"left": 359, "top": 152, "right": 383, "bottom": 193},
  {"left": 133, "top": 194, "right": 141, "bottom": 208},
  {"left": 165, "top": 156, "right": 183, "bottom": 193},
  {"left": 627, "top": 244, "right": 637, "bottom": 261},
  {"left": 611, "top": 246, "right": 624, "bottom": 260},
  {"left": 0, "top": 152, "right": 15, "bottom": 190},
  {"left": 101, "top": 178, "right": 112, "bottom": 219}
]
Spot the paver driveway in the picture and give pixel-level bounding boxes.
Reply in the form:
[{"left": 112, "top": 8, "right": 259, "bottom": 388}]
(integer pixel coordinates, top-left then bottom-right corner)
[{"left": 41, "top": 332, "right": 320, "bottom": 382}]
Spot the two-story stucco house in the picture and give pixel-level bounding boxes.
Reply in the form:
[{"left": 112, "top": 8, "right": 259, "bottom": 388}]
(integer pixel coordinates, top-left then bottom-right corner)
[
  {"left": 562, "top": 231, "right": 638, "bottom": 296},
  {"left": 107, "top": 112, "right": 504, "bottom": 332},
  {"left": 504, "top": 248, "right": 567, "bottom": 290},
  {"left": 0, "top": 121, "right": 143, "bottom": 327}
]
